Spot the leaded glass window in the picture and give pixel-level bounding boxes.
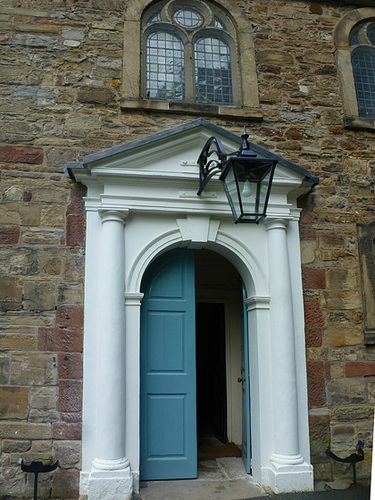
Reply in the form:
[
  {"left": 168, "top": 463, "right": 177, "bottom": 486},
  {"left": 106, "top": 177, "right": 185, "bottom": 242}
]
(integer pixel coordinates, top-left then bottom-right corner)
[
  {"left": 195, "top": 37, "right": 233, "bottom": 104},
  {"left": 350, "top": 21, "right": 375, "bottom": 119},
  {"left": 146, "top": 32, "right": 185, "bottom": 100},
  {"left": 143, "top": 0, "right": 237, "bottom": 106}
]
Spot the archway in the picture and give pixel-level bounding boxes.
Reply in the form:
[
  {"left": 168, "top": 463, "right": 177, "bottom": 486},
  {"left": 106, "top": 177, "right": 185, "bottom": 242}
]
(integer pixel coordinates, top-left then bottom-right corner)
[{"left": 140, "top": 248, "right": 247, "bottom": 480}]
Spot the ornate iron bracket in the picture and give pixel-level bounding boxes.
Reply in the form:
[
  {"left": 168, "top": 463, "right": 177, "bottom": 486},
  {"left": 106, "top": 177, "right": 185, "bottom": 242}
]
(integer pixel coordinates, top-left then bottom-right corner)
[
  {"left": 21, "top": 460, "right": 59, "bottom": 500},
  {"left": 326, "top": 441, "right": 364, "bottom": 486},
  {"left": 197, "top": 136, "right": 227, "bottom": 195}
]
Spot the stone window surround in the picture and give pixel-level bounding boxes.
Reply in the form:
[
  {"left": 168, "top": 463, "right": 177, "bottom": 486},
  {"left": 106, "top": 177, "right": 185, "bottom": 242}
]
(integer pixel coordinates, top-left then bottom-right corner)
[
  {"left": 333, "top": 7, "right": 375, "bottom": 131},
  {"left": 121, "top": 0, "right": 262, "bottom": 120}
]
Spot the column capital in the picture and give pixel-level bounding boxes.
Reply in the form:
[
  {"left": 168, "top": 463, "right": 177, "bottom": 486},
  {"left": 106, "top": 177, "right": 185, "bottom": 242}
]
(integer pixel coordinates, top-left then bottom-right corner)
[
  {"left": 124, "top": 292, "right": 144, "bottom": 306},
  {"left": 264, "top": 217, "right": 289, "bottom": 231},
  {"left": 98, "top": 209, "right": 129, "bottom": 224}
]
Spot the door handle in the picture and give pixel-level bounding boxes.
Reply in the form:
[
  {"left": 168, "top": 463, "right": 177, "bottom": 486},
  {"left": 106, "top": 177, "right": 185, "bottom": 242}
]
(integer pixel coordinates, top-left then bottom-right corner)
[{"left": 237, "top": 377, "right": 245, "bottom": 383}]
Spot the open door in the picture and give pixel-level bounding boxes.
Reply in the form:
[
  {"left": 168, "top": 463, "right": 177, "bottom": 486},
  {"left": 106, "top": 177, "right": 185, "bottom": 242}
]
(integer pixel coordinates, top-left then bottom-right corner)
[
  {"left": 140, "top": 249, "right": 197, "bottom": 480},
  {"left": 241, "top": 284, "right": 251, "bottom": 473}
]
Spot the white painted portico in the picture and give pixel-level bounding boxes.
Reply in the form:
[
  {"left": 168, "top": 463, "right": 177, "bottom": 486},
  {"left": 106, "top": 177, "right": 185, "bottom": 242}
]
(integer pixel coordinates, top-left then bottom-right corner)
[{"left": 68, "top": 118, "right": 318, "bottom": 499}]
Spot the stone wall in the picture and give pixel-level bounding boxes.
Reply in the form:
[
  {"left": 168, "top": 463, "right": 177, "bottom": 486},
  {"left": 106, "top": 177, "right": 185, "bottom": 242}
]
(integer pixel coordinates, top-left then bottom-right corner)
[{"left": 0, "top": 0, "right": 374, "bottom": 497}]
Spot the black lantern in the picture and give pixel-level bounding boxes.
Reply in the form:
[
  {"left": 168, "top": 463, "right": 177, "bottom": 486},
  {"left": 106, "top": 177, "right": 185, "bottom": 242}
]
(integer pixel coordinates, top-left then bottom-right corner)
[{"left": 197, "top": 128, "right": 278, "bottom": 223}]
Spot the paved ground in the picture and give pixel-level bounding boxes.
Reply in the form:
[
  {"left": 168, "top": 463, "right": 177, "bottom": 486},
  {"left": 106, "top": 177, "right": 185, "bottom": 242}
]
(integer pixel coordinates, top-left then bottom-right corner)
[
  {"left": 138, "top": 458, "right": 370, "bottom": 500},
  {"left": 139, "top": 457, "right": 266, "bottom": 500},
  {"left": 251, "top": 486, "right": 370, "bottom": 499}
]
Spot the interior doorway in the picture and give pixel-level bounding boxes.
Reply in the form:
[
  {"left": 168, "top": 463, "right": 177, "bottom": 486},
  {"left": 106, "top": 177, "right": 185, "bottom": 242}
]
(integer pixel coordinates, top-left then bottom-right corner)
[
  {"left": 195, "top": 251, "right": 243, "bottom": 460},
  {"left": 196, "top": 302, "right": 228, "bottom": 444}
]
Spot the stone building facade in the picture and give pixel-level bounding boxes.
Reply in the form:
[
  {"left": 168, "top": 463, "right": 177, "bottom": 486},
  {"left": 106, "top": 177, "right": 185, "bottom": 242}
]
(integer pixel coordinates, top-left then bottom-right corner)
[{"left": 0, "top": 0, "right": 374, "bottom": 498}]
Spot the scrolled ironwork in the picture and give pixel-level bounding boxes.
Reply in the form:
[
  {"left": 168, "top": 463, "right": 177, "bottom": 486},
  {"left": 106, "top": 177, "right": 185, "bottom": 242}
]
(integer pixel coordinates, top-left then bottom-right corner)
[{"left": 197, "top": 136, "right": 227, "bottom": 195}]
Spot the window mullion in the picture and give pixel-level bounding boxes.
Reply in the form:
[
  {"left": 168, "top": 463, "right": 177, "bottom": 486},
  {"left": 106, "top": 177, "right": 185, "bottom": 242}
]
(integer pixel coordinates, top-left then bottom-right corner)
[{"left": 185, "top": 40, "right": 195, "bottom": 102}]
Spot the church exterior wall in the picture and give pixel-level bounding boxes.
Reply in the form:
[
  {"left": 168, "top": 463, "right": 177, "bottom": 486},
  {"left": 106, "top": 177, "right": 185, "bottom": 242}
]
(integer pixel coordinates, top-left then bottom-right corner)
[{"left": 0, "top": 0, "right": 374, "bottom": 497}]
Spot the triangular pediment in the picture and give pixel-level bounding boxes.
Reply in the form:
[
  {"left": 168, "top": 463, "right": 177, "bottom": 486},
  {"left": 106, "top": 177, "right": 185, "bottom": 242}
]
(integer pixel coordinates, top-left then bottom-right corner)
[{"left": 67, "top": 118, "right": 319, "bottom": 190}]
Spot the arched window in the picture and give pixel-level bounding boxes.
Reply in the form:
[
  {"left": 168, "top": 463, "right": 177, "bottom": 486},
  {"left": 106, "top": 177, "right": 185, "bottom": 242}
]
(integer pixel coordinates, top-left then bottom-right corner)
[
  {"left": 333, "top": 8, "right": 375, "bottom": 130},
  {"left": 350, "top": 21, "right": 375, "bottom": 119},
  {"left": 122, "top": 0, "right": 261, "bottom": 118},
  {"left": 143, "top": 0, "right": 237, "bottom": 106}
]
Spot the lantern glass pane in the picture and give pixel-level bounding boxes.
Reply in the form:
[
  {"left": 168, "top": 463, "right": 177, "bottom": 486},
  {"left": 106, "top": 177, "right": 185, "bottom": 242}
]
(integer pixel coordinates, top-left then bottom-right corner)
[
  {"left": 234, "top": 160, "right": 273, "bottom": 214},
  {"left": 223, "top": 165, "right": 241, "bottom": 220}
]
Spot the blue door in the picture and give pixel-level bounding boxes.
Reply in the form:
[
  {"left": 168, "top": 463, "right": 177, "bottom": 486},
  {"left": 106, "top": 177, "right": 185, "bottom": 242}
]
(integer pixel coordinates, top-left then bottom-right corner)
[
  {"left": 241, "top": 284, "right": 251, "bottom": 473},
  {"left": 140, "top": 249, "right": 197, "bottom": 480}
]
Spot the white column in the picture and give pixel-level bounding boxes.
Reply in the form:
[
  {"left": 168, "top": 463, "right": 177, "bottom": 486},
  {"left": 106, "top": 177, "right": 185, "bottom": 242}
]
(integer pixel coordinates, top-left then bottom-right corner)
[
  {"left": 88, "top": 209, "right": 133, "bottom": 500},
  {"left": 265, "top": 219, "right": 303, "bottom": 465}
]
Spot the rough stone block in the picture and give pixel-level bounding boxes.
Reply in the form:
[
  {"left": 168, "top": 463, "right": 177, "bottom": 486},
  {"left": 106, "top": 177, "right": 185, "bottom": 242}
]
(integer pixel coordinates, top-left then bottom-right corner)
[
  {"left": 307, "top": 360, "right": 326, "bottom": 407},
  {"left": 326, "top": 268, "right": 359, "bottom": 290},
  {"left": 52, "top": 469, "right": 79, "bottom": 498},
  {"left": 0, "top": 355, "right": 10, "bottom": 384},
  {"left": 77, "top": 85, "right": 115, "bottom": 104},
  {"left": 323, "top": 326, "right": 362, "bottom": 347},
  {"left": 331, "top": 424, "right": 356, "bottom": 451},
  {"left": 0, "top": 387, "right": 28, "bottom": 419},
  {"left": 305, "top": 327, "right": 322, "bottom": 347},
  {"left": 304, "top": 298, "right": 325, "bottom": 327},
  {"left": 318, "top": 233, "right": 344, "bottom": 250},
  {"left": 40, "top": 248, "right": 63, "bottom": 276},
  {"left": 64, "top": 250, "right": 85, "bottom": 281},
  {"left": 10, "top": 352, "right": 58, "bottom": 386},
  {"left": 31, "top": 187, "right": 70, "bottom": 204},
  {"left": 320, "top": 290, "right": 362, "bottom": 310},
  {"left": 0, "top": 204, "right": 41, "bottom": 226},
  {"left": 0, "top": 334, "right": 36, "bottom": 351},
  {"left": 331, "top": 405, "right": 374, "bottom": 423},
  {"left": 38, "top": 327, "right": 83, "bottom": 352},
  {"left": 54, "top": 440, "right": 81, "bottom": 468},
  {"left": 320, "top": 108, "right": 342, "bottom": 126},
  {"left": 57, "top": 283, "right": 84, "bottom": 305},
  {"left": 52, "top": 422, "right": 82, "bottom": 440},
  {"left": 2, "top": 440, "right": 31, "bottom": 453},
  {"left": 56, "top": 305, "right": 84, "bottom": 328},
  {"left": 40, "top": 205, "right": 66, "bottom": 227},
  {"left": 66, "top": 214, "right": 85, "bottom": 247},
  {"left": 29, "top": 408, "right": 60, "bottom": 422},
  {"left": 0, "top": 276, "right": 22, "bottom": 309},
  {"left": 58, "top": 352, "right": 83, "bottom": 379},
  {"left": 0, "top": 467, "right": 27, "bottom": 498},
  {"left": 0, "top": 225, "right": 20, "bottom": 244},
  {"left": 0, "top": 145, "right": 44, "bottom": 164},
  {"left": 309, "top": 413, "right": 330, "bottom": 461},
  {"left": 330, "top": 363, "right": 345, "bottom": 378},
  {"left": 302, "top": 267, "right": 326, "bottom": 289},
  {"left": 23, "top": 281, "right": 57, "bottom": 311},
  {"left": 29, "top": 386, "right": 58, "bottom": 410},
  {"left": 327, "top": 379, "right": 367, "bottom": 406},
  {"left": 301, "top": 240, "right": 317, "bottom": 264},
  {"left": 345, "top": 362, "right": 375, "bottom": 377},
  {"left": 367, "top": 379, "right": 375, "bottom": 404},
  {"left": 58, "top": 380, "right": 82, "bottom": 412},
  {"left": 0, "top": 422, "right": 52, "bottom": 440},
  {"left": 0, "top": 247, "right": 39, "bottom": 275},
  {"left": 257, "top": 50, "right": 294, "bottom": 65},
  {"left": 21, "top": 229, "right": 63, "bottom": 246},
  {"left": 65, "top": 114, "right": 100, "bottom": 138}
]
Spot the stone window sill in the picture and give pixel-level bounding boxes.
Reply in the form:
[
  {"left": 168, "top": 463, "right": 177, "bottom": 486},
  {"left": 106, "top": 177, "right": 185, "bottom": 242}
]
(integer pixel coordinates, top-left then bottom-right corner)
[
  {"left": 120, "top": 99, "right": 263, "bottom": 120},
  {"left": 344, "top": 116, "right": 375, "bottom": 131}
]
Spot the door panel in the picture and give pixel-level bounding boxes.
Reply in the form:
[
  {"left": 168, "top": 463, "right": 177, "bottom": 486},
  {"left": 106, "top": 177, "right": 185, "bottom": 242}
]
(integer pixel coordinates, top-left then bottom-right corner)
[{"left": 140, "top": 249, "right": 197, "bottom": 480}]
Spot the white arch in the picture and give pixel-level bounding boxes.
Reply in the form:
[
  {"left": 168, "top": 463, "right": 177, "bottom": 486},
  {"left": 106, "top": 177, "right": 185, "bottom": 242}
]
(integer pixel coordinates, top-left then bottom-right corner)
[{"left": 126, "top": 226, "right": 269, "bottom": 298}]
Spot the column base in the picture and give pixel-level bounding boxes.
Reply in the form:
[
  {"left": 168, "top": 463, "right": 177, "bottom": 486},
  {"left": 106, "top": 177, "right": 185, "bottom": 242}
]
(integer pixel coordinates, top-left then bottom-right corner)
[
  {"left": 88, "top": 459, "right": 133, "bottom": 500},
  {"left": 267, "top": 459, "right": 313, "bottom": 493}
]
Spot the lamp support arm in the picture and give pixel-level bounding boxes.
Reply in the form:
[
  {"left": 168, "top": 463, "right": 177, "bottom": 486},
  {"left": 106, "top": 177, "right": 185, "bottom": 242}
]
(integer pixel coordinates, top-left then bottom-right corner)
[{"left": 197, "top": 136, "right": 227, "bottom": 195}]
